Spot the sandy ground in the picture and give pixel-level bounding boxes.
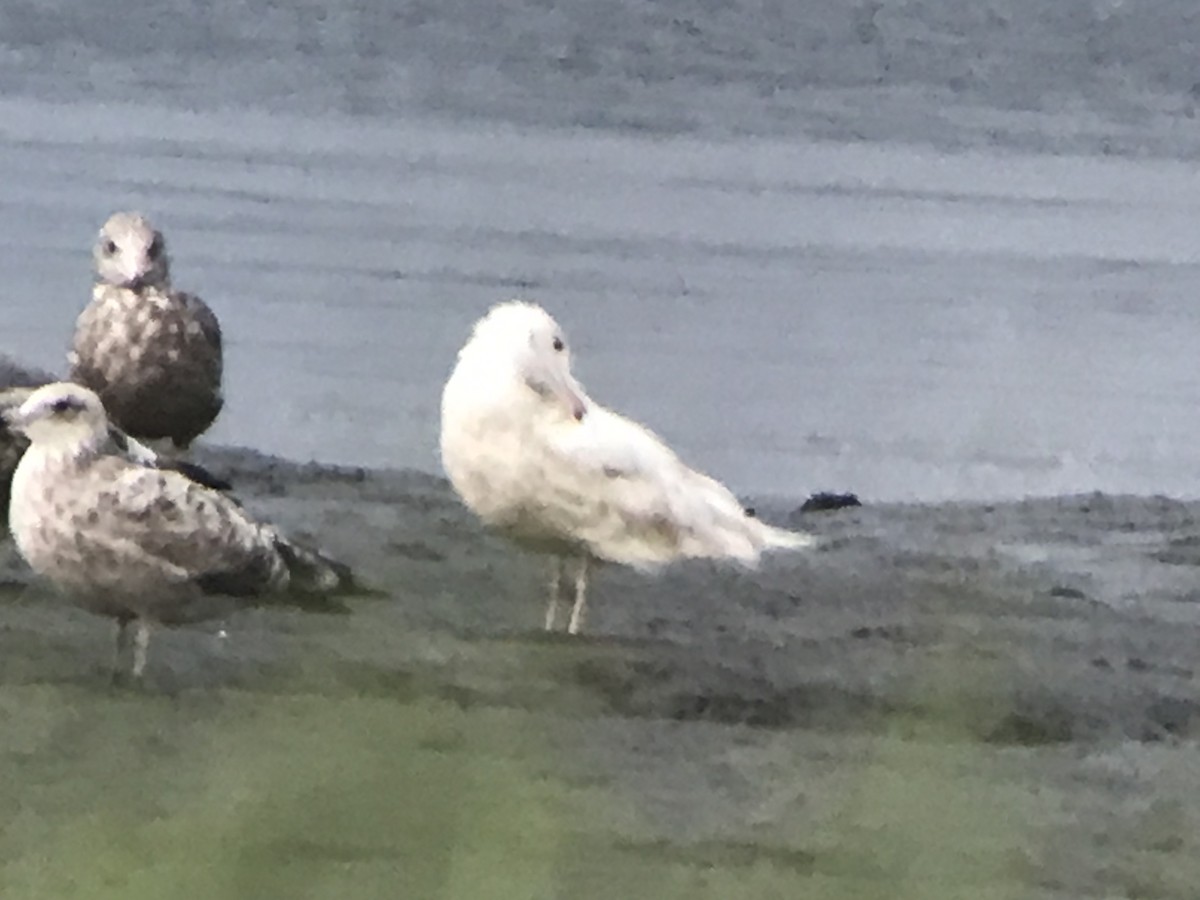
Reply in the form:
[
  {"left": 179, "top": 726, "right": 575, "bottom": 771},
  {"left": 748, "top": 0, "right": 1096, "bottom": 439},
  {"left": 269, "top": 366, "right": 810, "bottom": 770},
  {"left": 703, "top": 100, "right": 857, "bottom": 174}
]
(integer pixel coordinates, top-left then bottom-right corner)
[{"left": 0, "top": 447, "right": 1196, "bottom": 898}]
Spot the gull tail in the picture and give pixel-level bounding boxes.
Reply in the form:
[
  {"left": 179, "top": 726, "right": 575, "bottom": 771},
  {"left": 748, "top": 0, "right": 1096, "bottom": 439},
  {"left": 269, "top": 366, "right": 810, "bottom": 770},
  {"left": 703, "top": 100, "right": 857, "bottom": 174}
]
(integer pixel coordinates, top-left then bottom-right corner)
[
  {"left": 275, "top": 538, "right": 385, "bottom": 606},
  {"left": 758, "top": 523, "right": 818, "bottom": 551},
  {"left": 743, "top": 506, "right": 818, "bottom": 553}
]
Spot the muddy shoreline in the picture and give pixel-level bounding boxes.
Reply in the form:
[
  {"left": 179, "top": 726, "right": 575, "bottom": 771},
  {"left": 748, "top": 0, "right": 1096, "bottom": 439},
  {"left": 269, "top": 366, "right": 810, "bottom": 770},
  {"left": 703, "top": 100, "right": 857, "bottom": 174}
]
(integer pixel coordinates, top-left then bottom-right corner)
[
  {"left": 0, "top": 446, "right": 1197, "bottom": 896},
  {"left": 4, "top": 444, "right": 1197, "bottom": 739}
]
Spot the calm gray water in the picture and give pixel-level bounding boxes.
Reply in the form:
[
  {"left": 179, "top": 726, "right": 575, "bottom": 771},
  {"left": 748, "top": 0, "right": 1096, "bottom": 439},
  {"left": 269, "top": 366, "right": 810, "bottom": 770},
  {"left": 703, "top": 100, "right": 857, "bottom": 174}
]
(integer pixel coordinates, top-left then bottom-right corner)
[{"left": 4, "top": 0, "right": 1200, "bottom": 502}]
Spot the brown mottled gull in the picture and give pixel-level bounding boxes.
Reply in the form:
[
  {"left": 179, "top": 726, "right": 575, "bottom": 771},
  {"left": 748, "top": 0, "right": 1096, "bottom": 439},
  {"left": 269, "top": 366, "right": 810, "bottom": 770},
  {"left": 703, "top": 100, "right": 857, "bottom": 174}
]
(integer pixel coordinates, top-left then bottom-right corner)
[
  {"left": 5, "top": 382, "right": 358, "bottom": 681},
  {"left": 440, "top": 300, "right": 815, "bottom": 635},
  {"left": 69, "top": 211, "right": 223, "bottom": 450}
]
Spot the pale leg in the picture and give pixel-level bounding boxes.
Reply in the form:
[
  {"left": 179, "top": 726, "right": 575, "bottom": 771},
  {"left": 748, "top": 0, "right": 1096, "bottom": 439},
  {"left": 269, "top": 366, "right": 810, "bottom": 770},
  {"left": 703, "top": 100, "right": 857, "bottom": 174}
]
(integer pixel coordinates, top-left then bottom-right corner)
[
  {"left": 113, "top": 617, "right": 152, "bottom": 682},
  {"left": 567, "top": 557, "right": 590, "bottom": 635},
  {"left": 131, "top": 621, "right": 151, "bottom": 679},
  {"left": 544, "top": 558, "right": 565, "bottom": 631}
]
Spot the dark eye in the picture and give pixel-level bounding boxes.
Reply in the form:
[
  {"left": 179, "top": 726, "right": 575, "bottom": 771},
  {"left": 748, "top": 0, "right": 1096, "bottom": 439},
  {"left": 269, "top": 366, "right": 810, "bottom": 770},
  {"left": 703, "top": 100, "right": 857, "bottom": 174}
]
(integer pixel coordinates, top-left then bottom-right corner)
[
  {"left": 103, "top": 239, "right": 118, "bottom": 255},
  {"left": 147, "top": 235, "right": 163, "bottom": 259},
  {"left": 552, "top": 337, "right": 564, "bottom": 352},
  {"left": 51, "top": 398, "right": 76, "bottom": 414}
]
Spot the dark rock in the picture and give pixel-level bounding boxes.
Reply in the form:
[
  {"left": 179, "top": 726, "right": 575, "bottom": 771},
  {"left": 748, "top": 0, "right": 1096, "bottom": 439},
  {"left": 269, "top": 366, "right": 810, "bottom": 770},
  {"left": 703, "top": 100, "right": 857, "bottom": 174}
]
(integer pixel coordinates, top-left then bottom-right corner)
[{"left": 799, "top": 492, "right": 862, "bottom": 513}]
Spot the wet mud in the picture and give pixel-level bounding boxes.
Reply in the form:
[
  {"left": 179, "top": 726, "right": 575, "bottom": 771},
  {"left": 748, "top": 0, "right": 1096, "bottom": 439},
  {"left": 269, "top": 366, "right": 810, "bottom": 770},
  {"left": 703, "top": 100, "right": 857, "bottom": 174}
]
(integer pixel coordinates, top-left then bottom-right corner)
[{"left": 0, "top": 447, "right": 1196, "bottom": 897}]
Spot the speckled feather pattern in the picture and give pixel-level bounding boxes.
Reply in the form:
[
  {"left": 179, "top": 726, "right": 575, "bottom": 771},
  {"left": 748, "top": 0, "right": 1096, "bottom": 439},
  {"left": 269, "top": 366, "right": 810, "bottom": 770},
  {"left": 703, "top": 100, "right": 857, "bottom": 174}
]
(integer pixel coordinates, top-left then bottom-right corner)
[
  {"left": 7, "top": 382, "right": 353, "bottom": 633},
  {"left": 1, "top": 385, "right": 214, "bottom": 532},
  {"left": 70, "top": 284, "right": 223, "bottom": 448},
  {"left": 10, "top": 449, "right": 287, "bottom": 624}
]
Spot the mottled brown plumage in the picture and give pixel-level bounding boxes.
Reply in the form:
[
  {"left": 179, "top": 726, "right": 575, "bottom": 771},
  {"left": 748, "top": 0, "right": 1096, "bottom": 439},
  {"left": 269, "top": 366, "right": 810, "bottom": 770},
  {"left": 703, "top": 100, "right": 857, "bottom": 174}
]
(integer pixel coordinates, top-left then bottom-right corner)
[
  {"left": 69, "top": 212, "right": 223, "bottom": 450},
  {"left": 6, "top": 383, "right": 357, "bottom": 680},
  {"left": 1, "top": 379, "right": 231, "bottom": 534}
]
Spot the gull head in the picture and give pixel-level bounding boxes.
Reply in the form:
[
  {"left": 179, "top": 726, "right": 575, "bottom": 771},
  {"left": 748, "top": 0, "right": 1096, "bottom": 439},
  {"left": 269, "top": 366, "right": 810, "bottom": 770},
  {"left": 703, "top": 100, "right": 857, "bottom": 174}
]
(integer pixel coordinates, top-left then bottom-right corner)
[
  {"left": 4, "top": 382, "right": 110, "bottom": 449},
  {"left": 93, "top": 211, "right": 171, "bottom": 290},
  {"left": 467, "top": 301, "right": 588, "bottom": 421}
]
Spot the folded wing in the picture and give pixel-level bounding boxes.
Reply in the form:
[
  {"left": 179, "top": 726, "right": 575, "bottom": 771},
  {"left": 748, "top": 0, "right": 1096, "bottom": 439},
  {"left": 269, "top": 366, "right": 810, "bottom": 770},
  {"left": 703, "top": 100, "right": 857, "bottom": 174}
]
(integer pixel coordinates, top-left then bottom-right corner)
[{"left": 546, "top": 405, "right": 813, "bottom": 568}]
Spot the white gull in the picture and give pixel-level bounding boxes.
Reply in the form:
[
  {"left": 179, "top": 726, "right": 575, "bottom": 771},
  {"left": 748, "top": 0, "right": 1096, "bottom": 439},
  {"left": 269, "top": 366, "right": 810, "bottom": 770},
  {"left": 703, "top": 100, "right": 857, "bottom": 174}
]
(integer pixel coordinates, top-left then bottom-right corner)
[{"left": 440, "top": 300, "right": 815, "bottom": 634}]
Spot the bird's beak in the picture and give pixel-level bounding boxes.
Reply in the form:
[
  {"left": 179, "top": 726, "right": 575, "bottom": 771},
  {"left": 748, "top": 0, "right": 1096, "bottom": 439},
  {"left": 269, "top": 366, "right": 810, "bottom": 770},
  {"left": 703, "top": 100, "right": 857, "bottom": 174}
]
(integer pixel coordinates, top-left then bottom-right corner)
[
  {"left": 563, "top": 384, "right": 588, "bottom": 422},
  {"left": 528, "top": 365, "right": 588, "bottom": 422},
  {"left": 118, "top": 266, "right": 150, "bottom": 291}
]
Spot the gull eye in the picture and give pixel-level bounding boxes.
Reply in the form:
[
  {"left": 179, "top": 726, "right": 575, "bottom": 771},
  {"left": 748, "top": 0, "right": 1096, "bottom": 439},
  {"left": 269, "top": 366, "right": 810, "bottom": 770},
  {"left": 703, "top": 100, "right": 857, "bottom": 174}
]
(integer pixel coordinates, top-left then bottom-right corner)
[
  {"left": 103, "top": 239, "right": 118, "bottom": 255},
  {"left": 552, "top": 337, "right": 564, "bottom": 352},
  {"left": 50, "top": 398, "right": 76, "bottom": 414}
]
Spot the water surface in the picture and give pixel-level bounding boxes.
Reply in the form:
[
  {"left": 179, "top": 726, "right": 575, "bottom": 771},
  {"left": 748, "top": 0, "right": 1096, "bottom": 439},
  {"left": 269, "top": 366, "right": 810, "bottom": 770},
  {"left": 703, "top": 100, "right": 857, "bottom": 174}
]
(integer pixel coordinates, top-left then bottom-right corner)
[
  {"left": 6, "top": 1, "right": 1200, "bottom": 501},
  {"left": 5, "top": 98, "right": 1200, "bottom": 502}
]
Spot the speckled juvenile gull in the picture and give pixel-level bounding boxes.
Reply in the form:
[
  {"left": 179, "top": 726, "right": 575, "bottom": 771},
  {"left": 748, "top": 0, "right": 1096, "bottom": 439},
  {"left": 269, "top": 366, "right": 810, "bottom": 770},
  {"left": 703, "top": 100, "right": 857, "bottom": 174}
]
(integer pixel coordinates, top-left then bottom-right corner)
[
  {"left": 69, "top": 211, "right": 223, "bottom": 451},
  {"left": 440, "top": 300, "right": 816, "bottom": 634},
  {"left": 0, "top": 376, "right": 231, "bottom": 534},
  {"left": 5, "top": 382, "right": 357, "bottom": 681}
]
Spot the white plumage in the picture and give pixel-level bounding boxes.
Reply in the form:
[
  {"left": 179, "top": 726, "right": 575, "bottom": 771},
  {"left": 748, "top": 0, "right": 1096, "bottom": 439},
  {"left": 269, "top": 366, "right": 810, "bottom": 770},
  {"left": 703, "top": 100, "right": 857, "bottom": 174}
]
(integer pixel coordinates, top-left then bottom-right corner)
[{"left": 440, "top": 300, "right": 814, "bottom": 633}]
